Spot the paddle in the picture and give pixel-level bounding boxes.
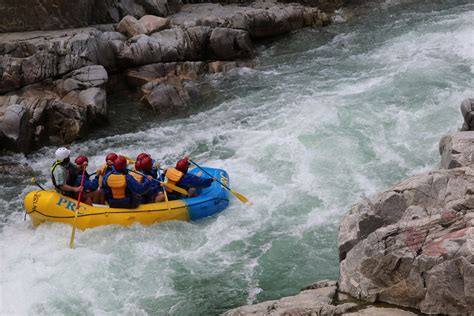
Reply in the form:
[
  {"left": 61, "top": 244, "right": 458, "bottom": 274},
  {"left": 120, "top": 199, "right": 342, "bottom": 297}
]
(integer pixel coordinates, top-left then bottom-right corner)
[
  {"left": 120, "top": 155, "right": 136, "bottom": 164},
  {"left": 69, "top": 167, "right": 87, "bottom": 249},
  {"left": 188, "top": 159, "right": 251, "bottom": 205},
  {"left": 126, "top": 169, "right": 188, "bottom": 196},
  {"left": 31, "top": 177, "right": 46, "bottom": 190},
  {"left": 157, "top": 168, "right": 172, "bottom": 211}
]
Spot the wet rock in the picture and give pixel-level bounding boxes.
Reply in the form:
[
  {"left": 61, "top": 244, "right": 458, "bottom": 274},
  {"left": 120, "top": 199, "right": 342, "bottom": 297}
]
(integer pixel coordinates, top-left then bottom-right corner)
[
  {"left": 0, "top": 158, "right": 33, "bottom": 176},
  {"left": 209, "top": 28, "right": 253, "bottom": 60},
  {"left": 117, "top": 15, "right": 147, "bottom": 38},
  {"left": 338, "top": 167, "right": 474, "bottom": 314},
  {"left": 142, "top": 78, "right": 190, "bottom": 114},
  {"left": 223, "top": 280, "right": 358, "bottom": 315},
  {"left": 344, "top": 306, "right": 417, "bottom": 316},
  {"left": 439, "top": 132, "right": 474, "bottom": 169},
  {"left": 138, "top": 15, "right": 170, "bottom": 34},
  {"left": 460, "top": 98, "right": 474, "bottom": 131}
]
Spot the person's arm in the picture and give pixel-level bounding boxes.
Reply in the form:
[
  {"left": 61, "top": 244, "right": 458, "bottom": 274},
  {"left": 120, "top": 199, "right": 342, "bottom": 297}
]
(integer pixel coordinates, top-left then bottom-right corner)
[
  {"left": 126, "top": 174, "right": 151, "bottom": 194},
  {"left": 180, "top": 174, "right": 215, "bottom": 189},
  {"left": 59, "top": 184, "right": 83, "bottom": 192}
]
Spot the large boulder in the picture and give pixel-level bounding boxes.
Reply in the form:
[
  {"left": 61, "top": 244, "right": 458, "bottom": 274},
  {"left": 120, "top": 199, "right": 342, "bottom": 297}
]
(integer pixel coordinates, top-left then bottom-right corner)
[
  {"left": 209, "top": 28, "right": 253, "bottom": 60},
  {"left": 117, "top": 15, "right": 147, "bottom": 38},
  {"left": 338, "top": 167, "right": 474, "bottom": 314},
  {"left": 142, "top": 78, "right": 190, "bottom": 114},
  {"left": 0, "top": 103, "right": 32, "bottom": 152},
  {"left": 138, "top": 15, "right": 170, "bottom": 34}
]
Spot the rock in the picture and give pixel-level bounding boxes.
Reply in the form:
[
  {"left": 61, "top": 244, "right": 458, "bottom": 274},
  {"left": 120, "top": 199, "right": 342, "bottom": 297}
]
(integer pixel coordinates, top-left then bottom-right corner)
[
  {"left": 117, "top": 15, "right": 147, "bottom": 38},
  {"left": 338, "top": 167, "right": 474, "bottom": 314},
  {"left": 0, "top": 103, "right": 32, "bottom": 152},
  {"left": 439, "top": 132, "right": 474, "bottom": 169},
  {"left": 223, "top": 280, "right": 358, "bottom": 315},
  {"left": 0, "top": 28, "right": 112, "bottom": 95},
  {"left": 138, "top": 15, "right": 169, "bottom": 34},
  {"left": 344, "top": 306, "right": 417, "bottom": 316},
  {"left": 0, "top": 158, "right": 33, "bottom": 176},
  {"left": 209, "top": 28, "right": 253, "bottom": 60},
  {"left": 142, "top": 79, "right": 190, "bottom": 114},
  {"left": 460, "top": 98, "right": 474, "bottom": 131}
]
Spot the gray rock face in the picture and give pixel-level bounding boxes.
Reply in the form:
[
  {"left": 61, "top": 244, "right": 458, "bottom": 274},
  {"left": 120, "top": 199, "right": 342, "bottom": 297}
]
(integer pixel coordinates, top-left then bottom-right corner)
[
  {"left": 338, "top": 167, "right": 474, "bottom": 314},
  {"left": 439, "top": 132, "right": 474, "bottom": 169},
  {"left": 209, "top": 28, "right": 253, "bottom": 60},
  {"left": 142, "top": 79, "right": 190, "bottom": 113},
  {"left": 0, "top": 0, "right": 182, "bottom": 32},
  {"left": 117, "top": 15, "right": 148, "bottom": 37}
]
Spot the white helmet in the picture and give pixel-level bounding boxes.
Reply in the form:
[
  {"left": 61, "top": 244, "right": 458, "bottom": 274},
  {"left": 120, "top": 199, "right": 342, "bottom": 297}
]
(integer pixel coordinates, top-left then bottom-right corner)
[{"left": 55, "top": 147, "right": 71, "bottom": 162}]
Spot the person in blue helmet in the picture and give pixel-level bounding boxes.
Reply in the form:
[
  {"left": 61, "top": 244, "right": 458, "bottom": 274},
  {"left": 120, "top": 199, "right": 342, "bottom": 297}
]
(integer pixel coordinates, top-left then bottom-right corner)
[
  {"left": 163, "top": 156, "right": 216, "bottom": 200},
  {"left": 102, "top": 156, "right": 153, "bottom": 208}
]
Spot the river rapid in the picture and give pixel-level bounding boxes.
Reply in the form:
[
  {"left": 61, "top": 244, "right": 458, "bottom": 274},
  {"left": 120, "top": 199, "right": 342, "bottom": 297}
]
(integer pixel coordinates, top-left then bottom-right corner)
[{"left": 1, "top": 1, "right": 473, "bottom": 315}]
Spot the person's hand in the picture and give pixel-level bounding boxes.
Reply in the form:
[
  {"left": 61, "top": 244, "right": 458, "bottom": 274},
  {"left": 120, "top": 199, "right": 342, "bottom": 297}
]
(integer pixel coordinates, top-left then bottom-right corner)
[
  {"left": 153, "top": 161, "right": 160, "bottom": 169},
  {"left": 212, "top": 177, "right": 217, "bottom": 181},
  {"left": 96, "top": 168, "right": 101, "bottom": 175},
  {"left": 147, "top": 176, "right": 153, "bottom": 181},
  {"left": 183, "top": 155, "right": 190, "bottom": 160},
  {"left": 75, "top": 186, "right": 84, "bottom": 192}
]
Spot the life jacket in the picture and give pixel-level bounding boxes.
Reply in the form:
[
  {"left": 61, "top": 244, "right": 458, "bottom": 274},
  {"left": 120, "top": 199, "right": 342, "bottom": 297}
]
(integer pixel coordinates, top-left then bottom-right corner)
[
  {"left": 164, "top": 167, "right": 184, "bottom": 193},
  {"left": 130, "top": 168, "right": 144, "bottom": 183},
  {"left": 51, "top": 160, "right": 77, "bottom": 193},
  {"left": 98, "top": 163, "right": 112, "bottom": 189},
  {"left": 106, "top": 173, "right": 127, "bottom": 199}
]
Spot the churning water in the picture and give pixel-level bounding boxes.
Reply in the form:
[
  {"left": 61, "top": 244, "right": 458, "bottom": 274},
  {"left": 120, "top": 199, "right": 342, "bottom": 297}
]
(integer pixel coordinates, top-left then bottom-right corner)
[{"left": 1, "top": 1, "right": 473, "bottom": 314}]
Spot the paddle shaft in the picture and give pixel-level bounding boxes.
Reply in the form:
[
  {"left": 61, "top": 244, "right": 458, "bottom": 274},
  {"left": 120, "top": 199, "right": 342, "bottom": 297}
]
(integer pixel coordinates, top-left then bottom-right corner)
[
  {"left": 31, "top": 178, "right": 46, "bottom": 190},
  {"left": 69, "top": 167, "right": 87, "bottom": 248},
  {"left": 157, "top": 168, "right": 172, "bottom": 210},
  {"left": 188, "top": 159, "right": 229, "bottom": 190}
]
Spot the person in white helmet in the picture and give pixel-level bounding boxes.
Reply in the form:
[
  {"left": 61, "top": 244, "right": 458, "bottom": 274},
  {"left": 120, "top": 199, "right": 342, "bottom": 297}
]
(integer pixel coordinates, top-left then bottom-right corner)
[{"left": 51, "top": 147, "right": 84, "bottom": 199}]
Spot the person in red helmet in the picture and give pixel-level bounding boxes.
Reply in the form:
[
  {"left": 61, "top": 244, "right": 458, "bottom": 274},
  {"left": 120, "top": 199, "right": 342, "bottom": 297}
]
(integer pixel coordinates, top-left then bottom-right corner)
[
  {"left": 131, "top": 155, "right": 165, "bottom": 203},
  {"left": 74, "top": 155, "right": 103, "bottom": 205},
  {"left": 164, "top": 156, "right": 216, "bottom": 199},
  {"left": 97, "top": 152, "right": 118, "bottom": 190},
  {"left": 102, "top": 156, "right": 153, "bottom": 208}
]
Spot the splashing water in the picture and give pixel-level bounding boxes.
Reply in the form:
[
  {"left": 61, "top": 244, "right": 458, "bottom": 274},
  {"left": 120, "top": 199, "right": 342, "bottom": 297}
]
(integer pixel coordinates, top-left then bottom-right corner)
[{"left": 1, "top": 1, "right": 473, "bottom": 315}]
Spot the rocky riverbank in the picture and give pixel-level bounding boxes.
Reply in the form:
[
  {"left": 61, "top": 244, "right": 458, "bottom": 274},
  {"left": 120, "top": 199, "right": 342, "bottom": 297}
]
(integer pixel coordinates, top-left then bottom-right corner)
[
  {"left": 225, "top": 99, "right": 474, "bottom": 315},
  {"left": 0, "top": 0, "right": 336, "bottom": 153}
]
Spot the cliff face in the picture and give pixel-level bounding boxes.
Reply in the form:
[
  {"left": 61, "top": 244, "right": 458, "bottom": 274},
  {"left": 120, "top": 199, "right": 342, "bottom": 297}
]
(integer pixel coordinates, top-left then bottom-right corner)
[{"left": 0, "top": 0, "right": 182, "bottom": 33}]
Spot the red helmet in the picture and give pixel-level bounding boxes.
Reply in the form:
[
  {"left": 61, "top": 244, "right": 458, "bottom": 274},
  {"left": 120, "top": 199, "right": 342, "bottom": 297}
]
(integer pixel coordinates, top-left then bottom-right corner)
[
  {"left": 136, "top": 153, "right": 150, "bottom": 161},
  {"left": 114, "top": 156, "right": 127, "bottom": 171},
  {"left": 176, "top": 159, "right": 190, "bottom": 173},
  {"left": 106, "top": 153, "right": 118, "bottom": 164},
  {"left": 140, "top": 156, "right": 153, "bottom": 171},
  {"left": 74, "top": 155, "right": 89, "bottom": 166},
  {"left": 135, "top": 159, "right": 142, "bottom": 170}
]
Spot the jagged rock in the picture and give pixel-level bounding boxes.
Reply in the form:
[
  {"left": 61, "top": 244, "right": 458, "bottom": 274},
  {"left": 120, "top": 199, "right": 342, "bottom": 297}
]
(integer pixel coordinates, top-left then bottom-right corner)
[
  {"left": 344, "top": 306, "right": 417, "bottom": 315},
  {"left": 222, "top": 280, "right": 358, "bottom": 315},
  {"left": 208, "top": 60, "right": 255, "bottom": 73},
  {"left": 338, "top": 167, "right": 474, "bottom": 314},
  {"left": 209, "top": 28, "right": 253, "bottom": 60},
  {"left": 461, "top": 98, "right": 474, "bottom": 131},
  {"left": 117, "top": 15, "right": 147, "bottom": 38},
  {"left": 0, "top": 65, "right": 108, "bottom": 152},
  {"left": 138, "top": 15, "right": 170, "bottom": 34},
  {"left": 439, "top": 132, "right": 474, "bottom": 169}
]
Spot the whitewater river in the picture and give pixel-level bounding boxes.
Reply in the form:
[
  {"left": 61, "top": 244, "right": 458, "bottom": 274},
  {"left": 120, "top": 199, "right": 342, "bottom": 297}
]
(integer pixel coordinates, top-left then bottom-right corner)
[{"left": 1, "top": 1, "right": 473, "bottom": 315}]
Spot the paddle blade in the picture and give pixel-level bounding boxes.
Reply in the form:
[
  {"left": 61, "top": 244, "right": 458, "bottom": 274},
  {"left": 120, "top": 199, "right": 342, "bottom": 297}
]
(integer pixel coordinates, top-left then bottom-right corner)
[
  {"left": 230, "top": 189, "right": 252, "bottom": 205},
  {"left": 69, "top": 227, "right": 77, "bottom": 248}
]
